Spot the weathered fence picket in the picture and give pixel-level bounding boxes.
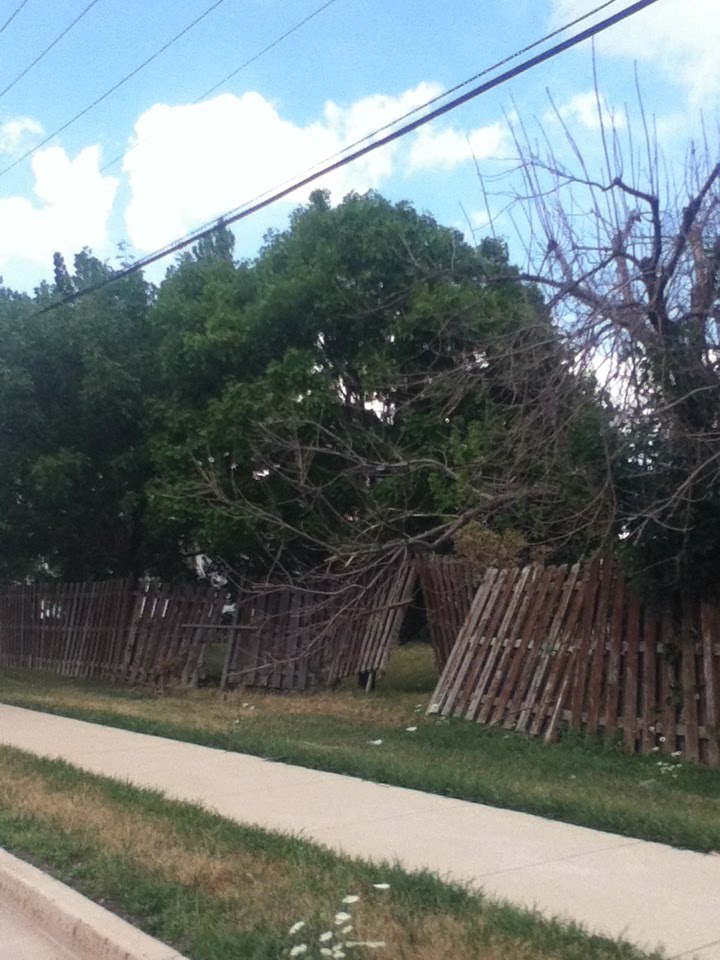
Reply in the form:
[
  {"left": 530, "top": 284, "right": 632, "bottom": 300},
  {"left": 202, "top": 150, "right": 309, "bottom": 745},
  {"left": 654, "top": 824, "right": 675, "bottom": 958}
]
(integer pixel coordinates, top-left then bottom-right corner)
[{"left": 428, "top": 556, "right": 720, "bottom": 766}]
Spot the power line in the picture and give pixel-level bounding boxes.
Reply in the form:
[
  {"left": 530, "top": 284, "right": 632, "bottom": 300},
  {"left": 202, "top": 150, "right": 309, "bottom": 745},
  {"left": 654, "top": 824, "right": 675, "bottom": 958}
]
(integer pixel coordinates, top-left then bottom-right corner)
[
  {"left": 310, "top": 0, "right": 625, "bottom": 171},
  {"left": 191, "top": 0, "right": 626, "bottom": 241},
  {"left": 198, "top": 0, "right": 341, "bottom": 104},
  {"left": 100, "top": 0, "right": 342, "bottom": 175},
  {"left": 0, "top": 0, "right": 30, "bottom": 37},
  {"left": 0, "top": 0, "right": 229, "bottom": 180},
  {"left": 100, "top": 0, "right": 616, "bottom": 183},
  {"left": 0, "top": 0, "right": 102, "bottom": 100},
  {"left": 40, "top": 0, "right": 662, "bottom": 313}
]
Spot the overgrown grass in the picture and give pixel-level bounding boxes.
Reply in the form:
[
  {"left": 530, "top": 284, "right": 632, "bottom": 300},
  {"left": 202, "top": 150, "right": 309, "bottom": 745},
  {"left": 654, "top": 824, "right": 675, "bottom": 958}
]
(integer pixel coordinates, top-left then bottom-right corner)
[
  {"left": 1, "top": 645, "right": 719, "bottom": 853},
  {"left": 0, "top": 745, "right": 662, "bottom": 960}
]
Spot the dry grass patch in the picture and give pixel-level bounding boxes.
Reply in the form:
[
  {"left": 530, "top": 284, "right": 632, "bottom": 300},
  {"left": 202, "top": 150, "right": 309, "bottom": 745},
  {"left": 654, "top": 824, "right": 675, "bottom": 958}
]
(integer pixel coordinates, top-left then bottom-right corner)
[{"left": 0, "top": 746, "right": 660, "bottom": 960}]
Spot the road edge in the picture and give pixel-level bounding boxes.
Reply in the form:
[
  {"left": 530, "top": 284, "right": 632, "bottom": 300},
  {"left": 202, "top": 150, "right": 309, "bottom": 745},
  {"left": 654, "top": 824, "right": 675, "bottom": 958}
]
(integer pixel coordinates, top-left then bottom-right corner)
[{"left": 0, "top": 847, "right": 188, "bottom": 960}]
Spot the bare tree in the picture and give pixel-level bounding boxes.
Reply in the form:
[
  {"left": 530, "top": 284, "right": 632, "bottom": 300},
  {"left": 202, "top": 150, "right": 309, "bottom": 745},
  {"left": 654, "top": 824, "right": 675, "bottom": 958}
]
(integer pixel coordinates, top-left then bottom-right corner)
[{"left": 492, "top": 85, "right": 720, "bottom": 593}]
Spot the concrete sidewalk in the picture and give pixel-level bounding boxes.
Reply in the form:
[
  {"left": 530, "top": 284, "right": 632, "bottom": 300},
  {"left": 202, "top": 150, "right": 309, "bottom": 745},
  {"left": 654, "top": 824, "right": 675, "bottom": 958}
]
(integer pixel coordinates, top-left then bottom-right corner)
[{"left": 0, "top": 704, "right": 718, "bottom": 960}]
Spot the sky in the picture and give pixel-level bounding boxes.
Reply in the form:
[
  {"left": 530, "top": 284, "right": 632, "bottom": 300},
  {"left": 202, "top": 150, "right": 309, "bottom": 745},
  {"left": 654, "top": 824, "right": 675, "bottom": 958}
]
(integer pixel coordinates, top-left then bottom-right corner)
[{"left": 0, "top": 0, "right": 716, "bottom": 291}]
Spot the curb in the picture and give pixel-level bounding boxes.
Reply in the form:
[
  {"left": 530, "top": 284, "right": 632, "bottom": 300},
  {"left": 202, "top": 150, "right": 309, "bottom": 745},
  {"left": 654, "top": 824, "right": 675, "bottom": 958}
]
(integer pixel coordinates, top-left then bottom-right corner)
[{"left": 0, "top": 848, "right": 189, "bottom": 960}]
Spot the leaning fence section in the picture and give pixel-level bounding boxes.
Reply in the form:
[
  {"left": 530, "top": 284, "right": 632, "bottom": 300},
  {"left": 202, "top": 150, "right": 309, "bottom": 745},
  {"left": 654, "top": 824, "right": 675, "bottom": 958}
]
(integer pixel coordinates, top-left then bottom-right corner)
[
  {"left": 120, "top": 581, "right": 227, "bottom": 686},
  {"left": 0, "top": 560, "right": 419, "bottom": 692},
  {"left": 220, "top": 583, "right": 329, "bottom": 692},
  {"left": 429, "top": 557, "right": 720, "bottom": 766},
  {"left": 220, "top": 560, "right": 418, "bottom": 692}
]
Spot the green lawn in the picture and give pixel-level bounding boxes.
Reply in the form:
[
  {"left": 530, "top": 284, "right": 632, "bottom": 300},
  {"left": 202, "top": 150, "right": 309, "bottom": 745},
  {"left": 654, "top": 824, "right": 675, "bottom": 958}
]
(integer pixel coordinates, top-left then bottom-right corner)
[
  {"left": 1, "top": 644, "right": 719, "bottom": 852},
  {"left": 0, "top": 745, "right": 663, "bottom": 960}
]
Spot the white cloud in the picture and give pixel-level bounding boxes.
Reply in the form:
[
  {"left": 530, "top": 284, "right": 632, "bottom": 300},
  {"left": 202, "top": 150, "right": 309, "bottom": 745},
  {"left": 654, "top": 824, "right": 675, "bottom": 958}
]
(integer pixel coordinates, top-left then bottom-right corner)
[
  {"left": 408, "top": 121, "right": 507, "bottom": 173},
  {"left": 123, "top": 84, "right": 444, "bottom": 252},
  {"left": 0, "top": 117, "right": 43, "bottom": 157},
  {"left": 124, "top": 84, "right": 511, "bottom": 253},
  {"left": 0, "top": 145, "right": 118, "bottom": 271},
  {"left": 549, "top": 91, "right": 625, "bottom": 132},
  {"left": 551, "top": 0, "right": 720, "bottom": 106}
]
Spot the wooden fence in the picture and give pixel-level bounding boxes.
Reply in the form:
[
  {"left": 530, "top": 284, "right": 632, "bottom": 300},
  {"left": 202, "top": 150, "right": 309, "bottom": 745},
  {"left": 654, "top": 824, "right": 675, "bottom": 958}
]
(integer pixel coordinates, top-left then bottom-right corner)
[
  {"left": 122, "top": 581, "right": 227, "bottom": 686},
  {"left": 416, "top": 555, "right": 484, "bottom": 671},
  {"left": 429, "top": 556, "right": 720, "bottom": 765},
  {"left": 0, "top": 561, "right": 418, "bottom": 692},
  {"left": 220, "top": 560, "right": 418, "bottom": 692},
  {"left": 0, "top": 580, "right": 134, "bottom": 679}
]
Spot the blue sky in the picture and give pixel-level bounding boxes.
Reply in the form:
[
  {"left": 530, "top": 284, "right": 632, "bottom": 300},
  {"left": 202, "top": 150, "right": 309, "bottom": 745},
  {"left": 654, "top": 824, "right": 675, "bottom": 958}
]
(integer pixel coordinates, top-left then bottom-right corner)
[{"left": 0, "top": 0, "right": 716, "bottom": 290}]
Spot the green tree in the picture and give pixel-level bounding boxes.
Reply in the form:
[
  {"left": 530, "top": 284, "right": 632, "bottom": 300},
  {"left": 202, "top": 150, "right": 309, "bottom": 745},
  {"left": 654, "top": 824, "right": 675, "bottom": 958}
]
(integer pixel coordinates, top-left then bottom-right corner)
[
  {"left": 149, "top": 192, "right": 614, "bottom": 573},
  {"left": 0, "top": 250, "right": 183, "bottom": 580}
]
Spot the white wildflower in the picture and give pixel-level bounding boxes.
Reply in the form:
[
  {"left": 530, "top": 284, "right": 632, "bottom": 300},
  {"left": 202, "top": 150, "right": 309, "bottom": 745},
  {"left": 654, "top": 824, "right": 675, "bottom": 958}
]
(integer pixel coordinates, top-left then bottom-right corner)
[
  {"left": 288, "top": 921, "right": 306, "bottom": 935},
  {"left": 345, "top": 942, "right": 386, "bottom": 949},
  {"left": 372, "top": 882, "right": 390, "bottom": 890},
  {"left": 659, "top": 736, "right": 666, "bottom": 743},
  {"left": 367, "top": 739, "right": 383, "bottom": 746},
  {"left": 319, "top": 932, "right": 334, "bottom": 943},
  {"left": 406, "top": 726, "right": 418, "bottom": 732},
  {"left": 341, "top": 895, "right": 360, "bottom": 904},
  {"left": 651, "top": 746, "right": 660, "bottom": 752},
  {"left": 289, "top": 946, "right": 307, "bottom": 957},
  {"left": 334, "top": 912, "right": 352, "bottom": 925},
  {"left": 341, "top": 925, "right": 353, "bottom": 934},
  {"left": 671, "top": 751, "right": 682, "bottom": 758}
]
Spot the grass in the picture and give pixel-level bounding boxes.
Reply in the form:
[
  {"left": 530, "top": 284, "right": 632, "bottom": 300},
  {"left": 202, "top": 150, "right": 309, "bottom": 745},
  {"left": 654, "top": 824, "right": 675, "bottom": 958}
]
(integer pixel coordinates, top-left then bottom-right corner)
[
  {"left": 0, "top": 744, "right": 663, "bottom": 960},
  {"left": 0, "top": 644, "right": 719, "bottom": 853}
]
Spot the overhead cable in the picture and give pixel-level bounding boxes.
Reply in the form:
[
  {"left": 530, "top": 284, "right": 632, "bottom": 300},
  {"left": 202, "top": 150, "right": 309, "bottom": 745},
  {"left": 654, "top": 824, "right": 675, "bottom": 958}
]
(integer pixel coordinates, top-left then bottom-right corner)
[
  {"left": 0, "top": 0, "right": 30, "bottom": 37},
  {"left": 0, "top": 0, "right": 229, "bottom": 179},
  {"left": 100, "top": 0, "right": 342, "bottom": 175},
  {"left": 0, "top": 0, "right": 102, "bottom": 100},
  {"left": 184, "top": 0, "right": 628, "bottom": 241},
  {"left": 39, "top": 0, "right": 662, "bottom": 313}
]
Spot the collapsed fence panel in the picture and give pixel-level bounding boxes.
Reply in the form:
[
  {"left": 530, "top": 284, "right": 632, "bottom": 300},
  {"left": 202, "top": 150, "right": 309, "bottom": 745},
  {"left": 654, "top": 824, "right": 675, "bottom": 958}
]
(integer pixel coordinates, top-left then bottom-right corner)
[{"left": 429, "top": 556, "right": 720, "bottom": 766}]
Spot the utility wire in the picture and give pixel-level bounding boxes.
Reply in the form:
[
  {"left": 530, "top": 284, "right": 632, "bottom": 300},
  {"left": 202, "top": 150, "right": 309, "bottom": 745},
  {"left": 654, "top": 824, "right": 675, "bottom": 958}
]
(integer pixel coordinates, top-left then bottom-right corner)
[
  {"left": 0, "top": 0, "right": 102, "bottom": 100},
  {"left": 39, "top": 0, "right": 662, "bottom": 313},
  {"left": 0, "top": 0, "right": 30, "bottom": 37},
  {"left": 309, "top": 0, "right": 625, "bottom": 172},
  {"left": 178, "top": 0, "right": 627, "bottom": 244},
  {"left": 198, "top": 0, "right": 341, "bottom": 103},
  {"left": 0, "top": 0, "right": 229, "bottom": 179},
  {"left": 100, "top": 0, "right": 617, "bottom": 183},
  {"left": 100, "top": 0, "right": 342, "bottom": 175}
]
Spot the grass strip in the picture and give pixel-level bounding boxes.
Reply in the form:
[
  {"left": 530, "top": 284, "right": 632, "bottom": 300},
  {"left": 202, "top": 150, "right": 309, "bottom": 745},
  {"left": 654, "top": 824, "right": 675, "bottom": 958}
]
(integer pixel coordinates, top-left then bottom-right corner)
[
  {"left": 0, "top": 646, "right": 718, "bottom": 853},
  {"left": 0, "top": 745, "right": 662, "bottom": 960}
]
